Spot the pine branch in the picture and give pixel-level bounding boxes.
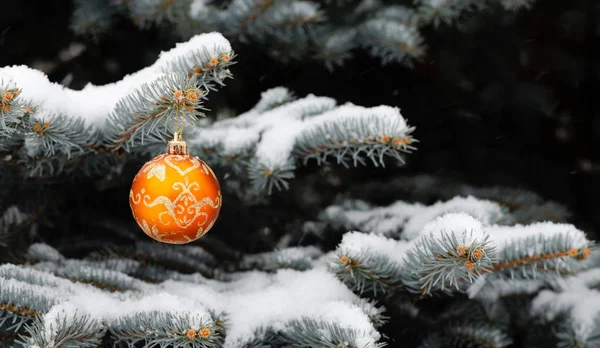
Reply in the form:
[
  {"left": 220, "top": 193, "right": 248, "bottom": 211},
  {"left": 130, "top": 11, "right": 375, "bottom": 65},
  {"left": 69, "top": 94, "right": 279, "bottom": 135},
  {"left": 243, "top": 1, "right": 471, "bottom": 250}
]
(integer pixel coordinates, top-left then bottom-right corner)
[
  {"left": 402, "top": 213, "right": 497, "bottom": 296},
  {"left": 18, "top": 307, "right": 106, "bottom": 348},
  {"left": 415, "top": 0, "right": 485, "bottom": 27},
  {"left": 530, "top": 288, "right": 600, "bottom": 347},
  {"left": 70, "top": 0, "right": 539, "bottom": 67},
  {"left": 319, "top": 198, "right": 424, "bottom": 238},
  {"left": 352, "top": 298, "right": 389, "bottom": 329},
  {"left": 487, "top": 222, "right": 592, "bottom": 279},
  {"left": 358, "top": 19, "right": 426, "bottom": 66},
  {"left": 440, "top": 321, "right": 512, "bottom": 348},
  {"left": 0, "top": 32, "right": 235, "bottom": 178},
  {"left": 401, "top": 196, "right": 509, "bottom": 241},
  {"left": 292, "top": 104, "right": 416, "bottom": 168},
  {"left": 279, "top": 317, "right": 386, "bottom": 348},
  {"left": 188, "top": 89, "right": 416, "bottom": 196},
  {"left": 108, "top": 310, "right": 224, "bottom": 348},
  {"left": 56, "top": 264, "right": 147, "bottom": 292},
  {"left": 70, "top": 0, "right": 115, "bottom": 38},
  {"left": 313, "top": 28, "right": 358, "bottom": 70},
  {"left": 104, "top": 74, "right": 207, "bottom": 152},
  {"left": 238, "top": 246, "right": 322, "bottom": 272},
  {"left": 130, "top": 0, "right": 189, "bottom": 27},
  {"left": 0, "top": 264, "right": 64, "bottom": 289},
  {"left": 0, "top": 278, "right": 59, "bottom": 332},
  {"left": 331, "top": 232, "right": 407, "bottom": 295},
  {"left": 96, "top": 241, "right": 217, "bottom": 276},
  {"left": 239, "top": 326, "right": 282, "bottom": 347}
]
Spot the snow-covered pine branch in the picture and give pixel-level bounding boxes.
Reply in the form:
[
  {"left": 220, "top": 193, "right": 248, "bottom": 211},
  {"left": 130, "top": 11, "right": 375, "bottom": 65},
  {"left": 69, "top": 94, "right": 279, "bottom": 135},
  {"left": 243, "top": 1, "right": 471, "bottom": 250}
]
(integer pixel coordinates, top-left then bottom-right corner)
[
  {"left": 529, "top": 288, "right": 600, "bottom": 347},
  {"left": 330, "top": 210, "right": 593, "bottom": 297},
  {"left": 0, "top": 262, "right": 385, "bottom": 348},
  {"left": 402, "top": 213, "right": 497, "bottom": 295},
  {"left": 0, "top": 32, "right": 234, "bottom": 176},
  {"left": 331, "top": 231, "right": 408, "bottom": 295},
  {"left": 189, "top": 87, "right": 416, "bottom": 195},
  {"left": 238, "top": 245, "right": 322, "bottom": 272},
  {"left": 318, "top": 195, "right": 508, "bottom": 240}
]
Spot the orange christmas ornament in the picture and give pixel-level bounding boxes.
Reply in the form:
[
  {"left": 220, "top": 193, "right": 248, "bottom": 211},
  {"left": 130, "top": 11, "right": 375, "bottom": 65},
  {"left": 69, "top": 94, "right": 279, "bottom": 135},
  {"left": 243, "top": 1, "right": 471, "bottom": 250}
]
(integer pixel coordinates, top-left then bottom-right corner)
[{"left": 129, "top": 131, "right": 222, "bottom": 244}]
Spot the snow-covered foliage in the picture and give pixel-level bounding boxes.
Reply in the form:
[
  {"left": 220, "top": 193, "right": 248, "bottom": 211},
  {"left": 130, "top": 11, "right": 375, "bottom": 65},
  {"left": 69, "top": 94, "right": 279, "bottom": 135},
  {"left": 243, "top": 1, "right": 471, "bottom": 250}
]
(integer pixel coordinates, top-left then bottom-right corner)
[
  {"left": 1, "top": 248, "right": 385, "bottom": 348},
  {"left": 2, "top": 192, "right": 595, "bottom": 347}
]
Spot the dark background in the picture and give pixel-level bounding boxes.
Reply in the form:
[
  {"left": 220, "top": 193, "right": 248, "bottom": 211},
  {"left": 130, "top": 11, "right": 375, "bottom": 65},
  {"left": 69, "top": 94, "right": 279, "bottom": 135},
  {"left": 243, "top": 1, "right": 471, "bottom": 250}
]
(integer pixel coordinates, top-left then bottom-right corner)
[{"left": 1, "top": 0, "right": 599, "bottom": 250}]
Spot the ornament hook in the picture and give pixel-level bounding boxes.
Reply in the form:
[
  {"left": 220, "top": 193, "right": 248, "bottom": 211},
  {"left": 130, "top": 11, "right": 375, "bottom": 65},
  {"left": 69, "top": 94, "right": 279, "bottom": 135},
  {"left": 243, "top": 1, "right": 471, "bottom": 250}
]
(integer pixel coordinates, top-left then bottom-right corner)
[
  {"left": 168, "top": 104, "right": 188, "bottom": 155},
  {"left": 168, "top": 131, "right": 188, "bottom": 155}
]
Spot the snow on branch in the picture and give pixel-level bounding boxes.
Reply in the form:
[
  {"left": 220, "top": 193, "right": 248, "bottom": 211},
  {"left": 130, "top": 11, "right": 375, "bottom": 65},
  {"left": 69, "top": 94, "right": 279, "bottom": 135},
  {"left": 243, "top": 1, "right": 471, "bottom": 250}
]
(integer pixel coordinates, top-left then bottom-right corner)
[
  {"left": 331, "top": 231, "right": 409, "bottom": 295},
  {"left": 189, "top": 88, "right": 416, "bottom": 195},
  {"left": 238, "top": 245, "right": 323, "bottom": 272},
  {"left": 402, "top": 213, "right": 496, "bottom": 295},
  {"left": 0, "top": 253, "right": 384, "bottom": 347},
  {"left": 320, "top": 198, "right": 425, "bottom": 238},
  {"left": 318, "top": 195, "right": 508, "bottom": 240},
  {"left": 330, "top": 208, "right": 593, "bottom": 297},
  {"left": 0, "top": 33, "right": 235, "bottom": 175},
  {"left": 0, "top": 32, "right": 232, "bottom": 130},
  {"left": 19, "top": 305, "right": 106, "bottom": 348},
  {"left": 484, "top": 222, "right": 591, "bottom": 279},
  {"left": 530, "top": 288, "right": 600, "bottom": 347}
]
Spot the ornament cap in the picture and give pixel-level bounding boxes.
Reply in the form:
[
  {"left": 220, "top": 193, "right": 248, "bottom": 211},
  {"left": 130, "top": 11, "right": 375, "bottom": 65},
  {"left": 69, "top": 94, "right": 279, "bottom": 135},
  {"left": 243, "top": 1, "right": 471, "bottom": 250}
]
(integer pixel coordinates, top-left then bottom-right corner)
[{"left": 167, "top": 132, "right": 188, "bottom": 155}]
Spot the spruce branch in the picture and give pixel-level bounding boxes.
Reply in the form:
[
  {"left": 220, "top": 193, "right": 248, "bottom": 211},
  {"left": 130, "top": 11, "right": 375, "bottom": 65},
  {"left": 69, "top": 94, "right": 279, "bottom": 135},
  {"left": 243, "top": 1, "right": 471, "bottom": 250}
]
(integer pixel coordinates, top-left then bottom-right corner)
[
  {"left": 0, "top": 32, "right": 235, "bottom": 178},
  {"left": 293, "top": 105, "right": 416, "bottom": 168},
  {"left": 440, "top": 321, "right": 512, "bottom": 348},
  {"left": 18, "top": 308, "right": 106, "bottom": 348},
  {"left": 0, "top": 207, "right": 31, "bottom": 249},
  {"left": 441, "top": 183, "right": 572, "bottom": 224},
  {"left": 189, "top": 89, "right": 416, "bottom": 197},
  {"left": 0, "top": 278, "right": 59, "bottom": 332},
  {"left": 239, "top": 326, "right": 282, "bottom": 347},
  {"left": 358, "top": 19, "right": 426, "bottom": 66},
  {"left": 401, "top": 213, "right": 497, "bottom": 296},
  {"left": 238, "top": 246, "right": 322, "bottom": 272},
  {"left": 279, "top": 317, "right": 386, "bottom": 348},
  {"left": 415, "top": 0, "right": 485, "bottom": 27},
  {"left": 401, "top": 196, "right": 509, "bottom": 241},
  {"left": 347, "top": 174, "right": 571, "bottom": 225},
  {"left": 554, "top": 314, "right": 600, "bottom": 348},
  {"left": 319, "top": 198, "right": 425, "bottom": 238},
  {"left": 531, "top": 288, "right": 600, "bottom": 347},
  {"left": 97, "top": 241, "right": 217, "bottom": 276},
  {"left": 245, "top": 87, "right": 297, "bottom": 114},
  {"left": 0, "top": 264, "right": 65, "bottom": 289},
  {"left": 313, "top": 28, "right": 358, "bottom": 70},
  {"left": 71, "top": 0, "right": 539, "bottom": 67},
  {"left": 487, "top": 222, "right": 592, "bottom": 280},
  {"left": 247, "top": 158, "right": 296, "bottom": 194},
  {"left": 352, "top": 298, "right": 389, "bottom": 329},
  {"left": 23, "top": 112, "right": 91, "bottom": 159},
  {"left": 104, "top": 74, "right": 207, "bottom": 152},
  {"left": 69, "top": 0, "right": 115, "bottom": 38},
  {"left": 0, "top": 84, "right": 27, "bottom": 134},
  {"left": 240, "top": 0, "right": 324, "bottom": 43},
  {"left": 130, "top": 0, "right": 190, "bottom": 28},
  {"left": 56, "top": 264, "right": 146, "bottom": 292},
  {"left": 330, "top": 232, "right": 407, "bottom": 295},
  {"left": 108, "top": 310, "right": 224, "bottom": 348}
]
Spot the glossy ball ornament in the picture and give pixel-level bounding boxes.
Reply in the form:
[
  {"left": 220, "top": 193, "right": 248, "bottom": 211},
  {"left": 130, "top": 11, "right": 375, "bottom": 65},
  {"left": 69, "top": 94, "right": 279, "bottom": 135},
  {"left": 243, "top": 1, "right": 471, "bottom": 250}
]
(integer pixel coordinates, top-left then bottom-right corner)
[{"left": 129, "top": 136, "right": 221, "bottom": 244}]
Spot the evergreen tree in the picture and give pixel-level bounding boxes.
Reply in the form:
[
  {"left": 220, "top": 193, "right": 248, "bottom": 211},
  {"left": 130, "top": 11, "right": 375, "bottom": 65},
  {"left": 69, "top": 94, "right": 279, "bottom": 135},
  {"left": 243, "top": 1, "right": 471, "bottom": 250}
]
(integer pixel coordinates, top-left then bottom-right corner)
[{"left": 1, "top": 0, "right": 600, "bottom": 347}]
